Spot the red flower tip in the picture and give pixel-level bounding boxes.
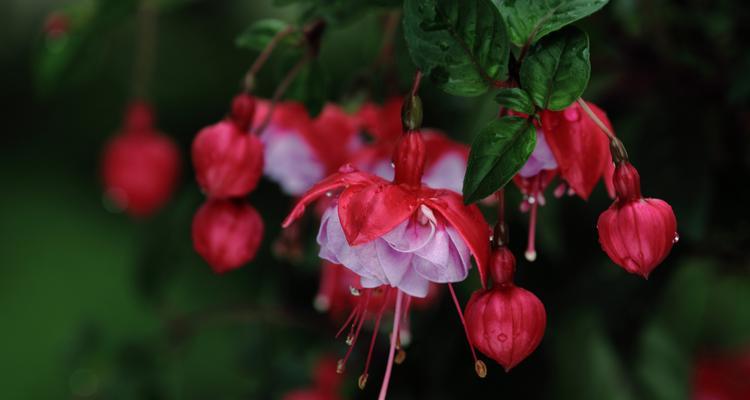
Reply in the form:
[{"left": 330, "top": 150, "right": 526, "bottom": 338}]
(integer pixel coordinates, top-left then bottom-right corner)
[
  {"left": 465, "top": 283, "right": 546, "bottom": 371},
  {"left": 43, "top": 12, "right": 69, "bottom": 39},
  {"left": 230, "top": 93, "right": 256, "bottom": 131},
  {"left": 192, "top": 199, "right": 264, "bottom": 273},
  {"left": 597, "top": 162, "right": 677, "bottom": 277},
  {"left": 101, "top": 125, "right": 181, "bottom": 217},
  {"left": 192, "top": 120, "right": 264, "bottom": 198}
]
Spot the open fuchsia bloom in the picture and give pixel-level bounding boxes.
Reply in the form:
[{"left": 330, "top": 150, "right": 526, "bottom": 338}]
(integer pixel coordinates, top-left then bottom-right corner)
[
  {"left": 465, "top": 246, "right": 546, "bottom": 371},
  {"left": 512, "top": 100, "right": 616, "bottom": 261},
  {"left": 102, "top": 101, "right": 181, "bottom": 217},
  {"left": 256, "top": 100, "right": 361, "bottom": 196},
  {"left": 597, "top": 161, "right": 678, "bottom": 278},
  {"left": 282, "top": 97, "right": 490, "bottom": 397},
  {"left": 192, "top": 94, "right": 264, "bottom": 199},
  {"left": 192, "top": 199, "right": 264, "bottom": 273}
]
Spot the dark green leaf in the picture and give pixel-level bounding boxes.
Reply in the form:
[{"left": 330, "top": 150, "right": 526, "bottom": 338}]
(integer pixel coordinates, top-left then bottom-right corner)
[
  {"left": 494, "top": 87, "right": 535, "bottom": 114},
  {"left": 492, "top": 0, "right": 609, "bottom": 46},
  {"left": 235, "top": 19, "right": 298, "bottom": 52},
  {"left": 520, "top": 26, "right": 590, "bottom": 110},
  {"left": 462, "top": 116, "right": 536, "bottom": 203},
  {"left": 403, "top": 0, "right": 510, "bottom": 96}
]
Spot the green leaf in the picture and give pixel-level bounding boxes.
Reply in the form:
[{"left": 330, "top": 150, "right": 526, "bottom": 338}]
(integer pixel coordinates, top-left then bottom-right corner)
[
  {"left": 520, "top": 26, "right": 590, "bottom": 111},
  {"left": 403, "top": 0, "right": 510, "bottom": 96},
  {"left": 492, "top": 0, "right": 609, "bottom": 46},
  {"left": 235, "top": 19, "right": 298, "bottom": 52},
  {"left": 494, "top": 88, "right": 535, "bottom": 114},
  {"left": 462, "top": 116, "right": 536, "bottom": 203}
]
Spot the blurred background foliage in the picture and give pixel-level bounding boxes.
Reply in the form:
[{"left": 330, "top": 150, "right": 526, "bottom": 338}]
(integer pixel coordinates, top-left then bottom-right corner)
[{"left": 1, "top": 0, "right": 749, "bottom": 398}]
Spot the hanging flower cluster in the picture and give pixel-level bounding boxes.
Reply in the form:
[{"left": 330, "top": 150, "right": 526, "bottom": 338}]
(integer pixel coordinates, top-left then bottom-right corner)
[
  {"left": 101, "top": 101, "right": 181, "bottom": 217},
  {"left": 191, "top": 94, "right": 265, "bottom": 273}
]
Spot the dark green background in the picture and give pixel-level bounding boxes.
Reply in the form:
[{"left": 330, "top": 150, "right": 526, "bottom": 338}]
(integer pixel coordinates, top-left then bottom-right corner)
[{"left": 1, "top": 0, "right": 749, "bottom": 398}]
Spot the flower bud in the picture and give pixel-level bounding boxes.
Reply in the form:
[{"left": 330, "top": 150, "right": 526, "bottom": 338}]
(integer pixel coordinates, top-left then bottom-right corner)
[
  {"left": 192, "top": 121, "right": 264, "bottom": 198},
  {"left": 488, "top": 246, "right": 515, "bottom": 286},
  {"left": 101, "top": 128, "right": 180, "bottom": 217},
  {"left": 192, "top": 199, "right": 264, "bottom": 273},
  {"left": 465, "top": 285, "right": 546, "bottom": 371},
  {"left": 230, "top": 94, "right": 256, "bottom": 131},
  {"left": 597, "top": 162, "right": 677, "bottom": 278}
]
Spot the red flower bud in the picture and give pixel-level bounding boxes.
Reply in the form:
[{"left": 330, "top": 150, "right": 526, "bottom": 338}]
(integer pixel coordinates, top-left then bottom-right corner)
[
  {"left": 192, "top": 199, "right": 264, "bottom": 273},
  {"left": 465, "top": 283, "right": 546, "bottom": 371},
  {"left": 43, "top": 12, "right": 69, "bottom": 39},
  {"left": 192, "top": 121, "right": 264, "bottom": 198},
  {"left": 488, "top": 247, "right": 516, "bottom": 286},
  {"left": 597, "top": 162, "right": 677, "bottom": 278},
  {"left": 230, "top": 94, "right": 256, "bottom": 131},
  {"left": 101, "top": 110, "right": 180, "bottom": 217}
]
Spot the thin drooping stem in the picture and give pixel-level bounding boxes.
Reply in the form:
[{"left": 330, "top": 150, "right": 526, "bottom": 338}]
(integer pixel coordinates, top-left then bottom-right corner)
[
  {"left": 577, "top": 98, "right": 615, "bottom": 140},
  {"left": 410, "top": 70, "right": 423, "bottom": 98},
  {"left": 576, "top": 98, "right": 629, "bottom": 162},
  {"left": 243, "top": 25, "right": 296, "bottom": 92},
  {"left": 378, "top": 290, "right": 404, "bottom": 400},
  {"left": 496, "top": 189, "right": 506, "bottom": 225},
  {"left": 252, "top": 54, "right": 311, "bottom": 135},
  {"left": 132, "top": 0, "right": 156, "bottom": 99}
]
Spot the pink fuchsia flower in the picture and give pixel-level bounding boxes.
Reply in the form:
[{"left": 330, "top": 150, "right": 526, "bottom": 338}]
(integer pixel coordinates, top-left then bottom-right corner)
[
  {"left": 465, "top": 247, "right": 546, "bottom": 372},
  {"left": 192, "top": 94, "right": 264, "bottom": 199},
  {"left": 256, "top": 101, "right": 361, "bottom": 196},
  {"left": 282, "top": 125, "right": 490, "bottom": 397},
  {"left": 512, "top": 100, "right": 616, "bottom": 261},
  {"left": 192, "top": 199, "right": 264, "bottom": 273},
  {"left": 101, "top": 101, "right": 181, "bottom": 217},
  {"left": 597, "top": 161, "right": 677, "bottom": 278}
]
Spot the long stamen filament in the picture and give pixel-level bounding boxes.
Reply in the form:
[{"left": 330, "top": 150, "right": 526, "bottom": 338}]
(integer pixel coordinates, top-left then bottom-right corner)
[
  {"left": 448, "top": 284, "right": 480, "bottom": 366},
  {"left": 377, "top": 290, "right": 404, "bottom": 400},
  {"left": 525, "top": 200, "right": 538, "bottom": 262},
  {"left": 361, "top": 288, "right": 391, "bottom": 389}
]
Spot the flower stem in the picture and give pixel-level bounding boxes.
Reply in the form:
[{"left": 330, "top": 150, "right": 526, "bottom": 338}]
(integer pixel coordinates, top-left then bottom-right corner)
[
  {"left": 243, "top": 25, "right": 296, "bottom": 93},
  {"left": 132, "top": 0, "right": 156, "bottom": 100},
  {"left": 378, "top": 290, "right": 404, "bottom": 400},
  {"left": 576, "top": 98, "right": 629, "bottom": 163},
  {"left": 252, "top": 54, "right": 311, "bottom": 135}
]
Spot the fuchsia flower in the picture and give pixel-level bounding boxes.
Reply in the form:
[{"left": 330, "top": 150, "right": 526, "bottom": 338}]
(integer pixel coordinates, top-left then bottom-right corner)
[
  {"left": 192, "top": 94, "right": 264, "bottom": 199},
  {"left": 102, "top": 101, "right": 181, "bottom": 217},
  {"left": 256, "top": 101, "right": 361, "bottom": 196},
  {"left": 465, "top": 246, "right": 546, "bottom": 371},
  {"left": 597, "top": 161, "right": 677, "bottom": 278},
  {"left": 513, "top": 100, "right": 615, "bottom": 261},
  {"left": 192, "top": 199, "right": 264, "bottom": 273},
  {"left": 282, "top": 108, "right": 490, "bottom": 397}
]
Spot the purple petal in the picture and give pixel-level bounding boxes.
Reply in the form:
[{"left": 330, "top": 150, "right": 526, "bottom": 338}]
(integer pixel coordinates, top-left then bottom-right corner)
[
  {"left": 518, "top": 130, "right": 558, "bottom": 178},
  {"left": 262, "top": 128, "right": 325, "bottom": 195},
  {"left": 423, "top": 153, "right": 466, "bottom": 193}
]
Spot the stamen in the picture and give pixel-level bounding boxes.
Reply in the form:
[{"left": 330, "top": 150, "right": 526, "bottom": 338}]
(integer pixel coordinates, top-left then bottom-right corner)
[
  {"left": 335, "top": 301, "right": 361, "bottom": 339},
  {"left": 448, "top": 283, "right": 481, "bottom": 374},
  {"left": 525, "top": 200, "right": 538, "bottom": 262},
  {"left": 358, "top": 373, "right": 368, "bottom": 390},
  {"left": 378, "top": 290, "right": 404, "bottom": 400},
  {"left": 362, "top": 288, "right": 391, "bottom": 386},
  {"left": 339, "top": 292, "right": 371, "bottom": 373},
  {"left": 395, "top": 349, "right": 407, "bottom": 365}
]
